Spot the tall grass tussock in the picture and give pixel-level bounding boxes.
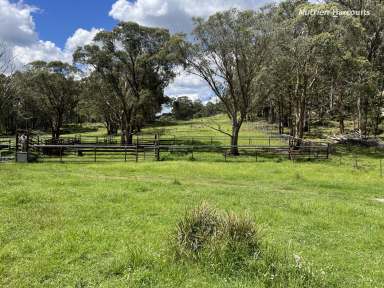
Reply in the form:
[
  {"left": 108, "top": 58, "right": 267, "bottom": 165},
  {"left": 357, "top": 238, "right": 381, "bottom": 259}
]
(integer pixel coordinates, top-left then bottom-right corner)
[{"left": 171, "top": 203, "right": 330, "bottom": 287}]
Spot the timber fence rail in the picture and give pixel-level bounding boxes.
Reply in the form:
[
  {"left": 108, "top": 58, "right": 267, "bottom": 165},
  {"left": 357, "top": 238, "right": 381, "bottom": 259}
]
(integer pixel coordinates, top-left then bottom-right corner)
[
  {"left": 0, "top": 138, "right": 14, "bottom": 162},
  {"left": 32, "top": 134, "right": 291, "bottom": 147},
  {"left": 0, "top": 139, "right": 12, "bottom": 149},
  {"left": 31, "top": 144, "right": 158, "bottom": 163},
  {"left": 29, "top": 143, "right": 331, "bottom": 163}
]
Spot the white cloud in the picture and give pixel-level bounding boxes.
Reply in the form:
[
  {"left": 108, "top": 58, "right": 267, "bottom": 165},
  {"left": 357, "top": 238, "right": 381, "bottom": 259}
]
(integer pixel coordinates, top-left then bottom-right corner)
[
  {"left": 109, "top": 0, "right": 268, "bottom": 33},
  {"left": 165, "top": 69, "right": 213, "bottom": 102},
  {"left": 110, "top": 0, "right": 269, "bottom": 100},
  {"left": 13, "top": 40, "right": 70, "bottom": 65},
  {"left": 0, "top": 0, "right": 101, "bottom": 68},
  {"left": 11, "top": 27, "right": 101, "bottom": 66},
  {"left": 0, "top": 0, "right": 37, "bottom": 46},
  {"left": 65, "top": 28, "right": 101, "bottom": 53}
]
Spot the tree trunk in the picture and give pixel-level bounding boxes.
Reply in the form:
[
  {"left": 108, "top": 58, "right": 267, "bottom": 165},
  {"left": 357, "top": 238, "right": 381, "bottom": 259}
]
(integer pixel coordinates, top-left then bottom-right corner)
[
  {"left": 121, "top": 129, "right": 133, "bottom": 145},
  {"left": 278, "top": 100, "right": 284, "bottom": 134},
  {"left": 126, "top": 127, "right": 133, "bottom": 145},
  {"left": 339, "top": 118, "right": 345, "bottom": 134},
  {"left": 120, "top": 110, "right": 133, "bottom": 145},
  {"left": 294, "top": 90, "right": 306, "bottom": 147},
  {"left": 230, "top": 121, "right": 240, "bottom": 156},
  {"left": 374, "top": 113, "right": 380, "bottom": 137},
  {"left": 295, "top": 98, "right": 306, "bottom": 140},
  {"left": 357, "top": 95, "right": 362, "bottom": 135},
  {"left": 106, "top": 120, "right": 118, "bottom": 135},
  {"left": 121, "top": 116, "right": 126, "bottom": 144},
  {"left": 51, "top": 115, "right": 62, "bottom": 142},
  {"left": 270, "top": 106, "right": 276, "bottom": 123},
  {"left": 52, "top": 128, "right": 60, "bottom": 142}
]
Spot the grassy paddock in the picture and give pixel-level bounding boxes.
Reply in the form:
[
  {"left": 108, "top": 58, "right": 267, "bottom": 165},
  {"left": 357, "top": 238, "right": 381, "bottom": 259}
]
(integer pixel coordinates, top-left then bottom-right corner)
[
  {"left": 1, "top": 116, "right": 384, "bottom": 287},
  {"left": 0, "top": 157, "right": 383, "bottom": 287}
]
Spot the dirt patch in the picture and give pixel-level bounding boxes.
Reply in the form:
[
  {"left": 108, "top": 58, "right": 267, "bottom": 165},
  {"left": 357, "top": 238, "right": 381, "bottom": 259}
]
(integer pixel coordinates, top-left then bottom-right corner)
[{"left": 373, "top": 198, "right": 384, "bottom": 204}]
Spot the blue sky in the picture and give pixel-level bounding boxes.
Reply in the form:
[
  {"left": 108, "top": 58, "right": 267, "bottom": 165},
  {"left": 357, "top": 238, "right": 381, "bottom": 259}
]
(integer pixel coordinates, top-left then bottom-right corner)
[
  {"left": 25, "top": 0, "right": 117, "bottom": 48},
  {"left": 0, "top": 0, "right": 265, "bottom": 101}
]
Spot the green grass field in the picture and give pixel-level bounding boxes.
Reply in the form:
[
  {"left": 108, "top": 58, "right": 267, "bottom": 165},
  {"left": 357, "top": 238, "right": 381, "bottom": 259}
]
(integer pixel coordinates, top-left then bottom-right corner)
[
  {"left": 1, "top": 116, "right": 384, "bottom": 287},
  {"left": 61, "top": 115, "right": 285, "bottom": 146}
]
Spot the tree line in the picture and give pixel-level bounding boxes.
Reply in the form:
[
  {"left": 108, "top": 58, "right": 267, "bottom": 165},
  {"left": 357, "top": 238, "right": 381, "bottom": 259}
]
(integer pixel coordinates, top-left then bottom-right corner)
[
  {"left": 168, "top": 96, "right": 224, "bottom": 121},
  {"left": 0, "top": 0, "right": 383, "bottom": 153}
]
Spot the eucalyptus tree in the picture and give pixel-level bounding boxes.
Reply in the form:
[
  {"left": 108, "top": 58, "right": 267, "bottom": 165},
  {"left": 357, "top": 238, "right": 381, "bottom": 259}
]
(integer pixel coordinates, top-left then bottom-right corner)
[
  {"left": 24, "top": 61, "right": 80, "bottom": 140},
  {"left": 182, "top": 9, "right": 272, "bottom": 155},
  {"left": 290, "top": 5, "right": 344, "bottom": 139},
  {"left": 331, "top": 0, "right": 384, "bottom": 135},
  {"left": 263, "top": 1, "right": 369, "bottom": 140},
  {"left": 11, "top": 71, "right": 47, "bottom": 132},
  {"left": 0, "top": 43, "right": 17, "bottom": 134},
  {"left": 74, "top": 22, "right": 182, "bottom": 144},
  {"left": 82, "top": 73, "right": 122, "bottom": 135},
  {"left": 0, "top": 74, "right": 16, "bottom": 134},
  {"left": 260, "top": 48, "right": 293, "bottom": 134}
]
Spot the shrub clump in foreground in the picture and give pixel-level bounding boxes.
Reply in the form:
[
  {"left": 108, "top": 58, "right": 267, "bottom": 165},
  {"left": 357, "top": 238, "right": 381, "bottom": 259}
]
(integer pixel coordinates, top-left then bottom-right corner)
[{"left": 171, "top": 203, "right": 329, "bottom": 287}]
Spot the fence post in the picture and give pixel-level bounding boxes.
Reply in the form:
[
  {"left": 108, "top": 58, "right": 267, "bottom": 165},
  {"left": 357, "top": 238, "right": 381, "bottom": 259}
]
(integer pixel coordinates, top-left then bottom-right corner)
[
  {"left": 94, "top": 147, "right": 96, "bottom": 162},
  {"left": 191, "top": 146, "right": 194, "bottom": 160},
  {"left": 269, "top": 136, "right": 271, "bottom": 147},
  {"left": 136, "top": 143, "right": 138, "bottom": 162},
  {"left": 155, "top": 144, "right": 160, "bottom": 161},
  {"left": 26, "top": 133, "right": 30, "bottom": 161},
  {"left": 15, "top": 133, "right": 19, "bottom": 162},
  {"left": 255, "top": 150, "right": 258, "bottom": 162},
  {"left": 124, "top": 146, "right": 127, "bottom": 162},
  {"left": 60, "top": 147, "right": 63, "bottom": 162},
  {"left": 144, "top": 148, "right": 146, "bottom": 160}
]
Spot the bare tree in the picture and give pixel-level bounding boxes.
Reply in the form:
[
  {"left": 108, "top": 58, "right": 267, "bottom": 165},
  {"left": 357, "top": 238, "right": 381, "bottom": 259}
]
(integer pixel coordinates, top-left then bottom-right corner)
[{"left": 0, "top": 42, "right": 16, "bottom": 74}]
